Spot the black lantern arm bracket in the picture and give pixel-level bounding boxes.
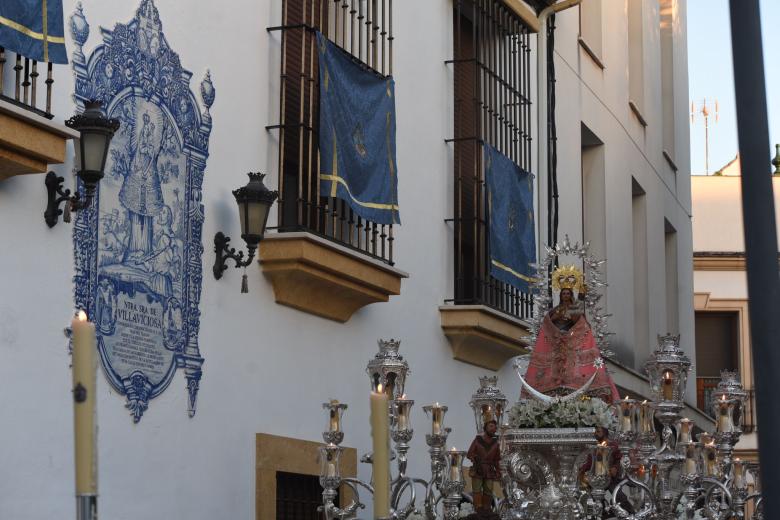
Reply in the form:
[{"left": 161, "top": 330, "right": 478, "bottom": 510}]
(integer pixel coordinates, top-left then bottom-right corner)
[
  {"left": 44, "top": 100, "right": 120, "bottom": 228},
  {"left": 213, "top": 231, "right": 256, "bottom": 279},
  {"left": 44, "top": 171, "right": 94, "bottom": 228}
]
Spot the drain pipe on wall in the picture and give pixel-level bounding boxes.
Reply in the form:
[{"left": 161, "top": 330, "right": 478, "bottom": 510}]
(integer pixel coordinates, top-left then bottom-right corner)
[{"left": 535, "top": 0, "right": 581, "bottom": 254}]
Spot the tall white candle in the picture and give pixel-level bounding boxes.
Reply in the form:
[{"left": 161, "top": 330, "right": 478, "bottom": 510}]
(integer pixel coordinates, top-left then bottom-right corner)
[
  {"left": 370, "top": 385, "right": 390, "bottom": 518},
  {"left": 71, "top": 311, "right": 97, "bottom": 496}
]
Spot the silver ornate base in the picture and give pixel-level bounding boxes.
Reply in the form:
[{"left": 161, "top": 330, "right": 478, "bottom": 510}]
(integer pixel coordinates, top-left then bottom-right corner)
[{"left": 501, "top": 428, "right": 595, "bottom": 520}]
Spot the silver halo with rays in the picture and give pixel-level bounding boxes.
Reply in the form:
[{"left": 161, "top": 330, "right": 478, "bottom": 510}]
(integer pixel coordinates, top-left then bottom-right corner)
[{"left": 525, "top": 234, "right": 615, "bottom": 358}]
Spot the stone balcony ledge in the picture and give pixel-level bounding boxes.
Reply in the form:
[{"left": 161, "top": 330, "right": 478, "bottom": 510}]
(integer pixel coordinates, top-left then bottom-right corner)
[
  {"left": 258, "top": 231, "right": 408, "bottom": 322},
  {"left": 0, "top": 99, "right": 78, "bottom": 179},
  {"left": 439, "top": 304, "right": 531, "bottom": 370}
]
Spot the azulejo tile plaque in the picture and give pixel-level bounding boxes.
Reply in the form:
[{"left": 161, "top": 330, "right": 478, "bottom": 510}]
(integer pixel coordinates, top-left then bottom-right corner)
[{"left": 71, "top": 0, "right": 215, "bottom": 422}]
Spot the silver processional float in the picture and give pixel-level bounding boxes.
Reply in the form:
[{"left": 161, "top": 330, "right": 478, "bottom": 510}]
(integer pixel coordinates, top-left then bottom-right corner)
[{"left": 316, "top": 238, "right": 762, "bottom": 520}]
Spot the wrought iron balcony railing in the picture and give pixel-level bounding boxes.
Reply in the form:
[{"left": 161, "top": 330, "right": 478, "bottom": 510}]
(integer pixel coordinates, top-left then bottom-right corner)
[
  {"left": 0, "top": 47, "right": 55, "bottom": 118},
  {"left": 269, "top": 0, "right": 395, "bottom": 265},
  {"left": 446, "top": 0, "right": 535, "bottom": 320}
]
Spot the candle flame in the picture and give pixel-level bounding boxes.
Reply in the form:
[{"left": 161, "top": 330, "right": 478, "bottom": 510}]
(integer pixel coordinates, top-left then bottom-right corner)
[
  {"left": 377, "top": 384, "right": 383, "bottom": 393},
  {"left": 451, "top": 447, "right": 457, "bottom": 452},
  {"left": 642, "top": 400, "right": 647, "bottom": 405},
  {"left": 624, "top": 395, "right": 629, "bottom": 401},
  {"left": 77, "top": 310, "right": 88, "bottom": 322},
  {"left": 721, "top": 395, "right": 726, "bottom": 401},
  {"left": 401, "top": 394, "right": 406, "bottom": 399},
  {"left": 599, "top": 441, "right": 608, "bottom": 447}
]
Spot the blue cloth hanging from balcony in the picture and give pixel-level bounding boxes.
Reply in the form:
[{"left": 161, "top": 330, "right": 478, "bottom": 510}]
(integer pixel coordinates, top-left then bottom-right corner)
[
  {"left": 317, "top": 31, "right": 400, "bottom": 225},
  {"left": 0, "top": 0, "right": 67, "bottom": 63},
  {"left": 485, "top": 144, "right": 536, "bottom": 292}
]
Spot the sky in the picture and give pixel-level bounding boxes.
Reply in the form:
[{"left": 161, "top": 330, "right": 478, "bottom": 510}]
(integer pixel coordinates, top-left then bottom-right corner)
[{"left": 687, "top": 0, "right": 779, "bottom": 175}]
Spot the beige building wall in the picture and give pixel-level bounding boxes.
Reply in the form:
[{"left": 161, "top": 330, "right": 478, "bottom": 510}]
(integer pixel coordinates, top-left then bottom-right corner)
[
  {"left": 546, "top": 0, "right": 695, "bottom": 403},
  {"left": 691, "top": 175, "right": 780, "bottom": 451}
]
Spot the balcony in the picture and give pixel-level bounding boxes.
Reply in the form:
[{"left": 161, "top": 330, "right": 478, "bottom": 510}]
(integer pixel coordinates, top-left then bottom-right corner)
[
  {"left": 0, "top": 48, "right": 77, "bottom": 179},
  {"left": 263, "top": 0, "right": 406, "bottom": 321}
]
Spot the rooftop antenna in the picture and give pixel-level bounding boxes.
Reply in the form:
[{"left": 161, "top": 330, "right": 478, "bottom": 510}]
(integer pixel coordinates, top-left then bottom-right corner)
[{"left": 691, "top": 98, "right": 719, "bottom": 174}]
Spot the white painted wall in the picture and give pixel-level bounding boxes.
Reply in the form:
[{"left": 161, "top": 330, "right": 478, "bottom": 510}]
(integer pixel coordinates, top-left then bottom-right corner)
[{"left": 0, "top": 1, "right": 693, "bottom": 518}]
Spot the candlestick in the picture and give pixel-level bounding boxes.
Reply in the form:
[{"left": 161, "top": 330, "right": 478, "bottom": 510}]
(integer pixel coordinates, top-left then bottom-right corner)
[
  {"left": 716, "top": 396, "right": 734, "bottom": 433},
  {"left": 662, "top": 370, "right": 674, "bottom": 400},
  {"left": 446, "top": 448, "right": 465, "bottom": 484},
  {"left": 393, "top": 397, "right": 413, "bottom": 432},
  {"left": 617, "top": 397, "right": 637, "bottom": 433},
  {"left": 329, "top": 399, "right": 340, "bottom": 431},
  {"left": 593, "top": 442, "right": 610, "bottom": 477},
  {"left": 682, "top": 443, "right": 699, "bottom": 476},
  {"left": 71, "top": 310, "right": 98, "bottom": 520},
  {"left": 370, "top": 385, "right": 390, "bottom": 518},
  {"left": 733, "top": 458, "right": 746, "bottom": 490},
  {"left": 678, "top": 418, "right": 694, "bottom": 444},
  {"left": 424, "top": 403, "right": 447, "bottom": 436},
  {"left": 638, "top": 401, "right": 654, "bottom": 433},
  {"left": 703, "top": 442, "right": 719, "bottom": 477}
]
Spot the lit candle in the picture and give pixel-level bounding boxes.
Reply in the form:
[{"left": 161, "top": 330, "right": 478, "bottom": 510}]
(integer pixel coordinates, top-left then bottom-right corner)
[
  {"left": 678, "top": 418, "right": 693, "bottom": 444},
  {"left": 733, "top": 459, "right": 746, "bottom": 489},
  {"left": 703, "top": 442, "right": 719, "bottom": 477},
  {"left": 617, "top": 396, "right": 637, "bottom": 433},
  {"left": 638, "top": 401, "right": 654, "bottom": 433},
  {"left": 594, "top": 441, "right": 610, "bottom": 477},
  {"left": 71, "top": 310, "right": 97, "bottom": 496},
  {"left": 328, "top": 399, "right": 341, "bottom": 432},
  {"left": 370, "top": 384, "right": 390, "bottom": 518},
  {"left": 716, "top": 396, "right": 733, "bottom": 433},
  {"left": 431, "top": 403, "right": 445, "bottom": 435},
  {"left": 447, "top": 448, "right": 464, "bottom": 483},
  {"left": 394, "top": 396, "right": 413, "bottom": 431},
  {"left": 682, "top": 443, "right": 698, "bottom": 476},
  {"left": 662, "top": 370, "right": 674, "bottom": 400}
]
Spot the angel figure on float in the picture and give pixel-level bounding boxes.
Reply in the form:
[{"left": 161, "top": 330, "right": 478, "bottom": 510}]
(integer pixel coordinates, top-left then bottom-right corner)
[{"left": 522, "top": 264, "right": 619, "bottom": 403}]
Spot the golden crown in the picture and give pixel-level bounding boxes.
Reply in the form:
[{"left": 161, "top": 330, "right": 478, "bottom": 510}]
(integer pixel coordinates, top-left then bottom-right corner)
[{"left": 551, "top": 265, "right": 584, "bottom": 292}]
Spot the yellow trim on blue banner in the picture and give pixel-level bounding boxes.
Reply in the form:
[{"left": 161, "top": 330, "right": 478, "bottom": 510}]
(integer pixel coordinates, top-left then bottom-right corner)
[
  {"left": 491, "top": 259, "right": 537, "bottom": 283},
  {"left": 0, "top": 15, "right": 65, "bottom": 44},
  {"left": 321, "top": 174, "right": 399, "bottom": 211}
]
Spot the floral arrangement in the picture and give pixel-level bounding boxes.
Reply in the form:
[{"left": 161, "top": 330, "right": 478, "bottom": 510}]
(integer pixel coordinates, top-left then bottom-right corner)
[{"left": 506, "top": 396, "right": 616, "bottom": 430}]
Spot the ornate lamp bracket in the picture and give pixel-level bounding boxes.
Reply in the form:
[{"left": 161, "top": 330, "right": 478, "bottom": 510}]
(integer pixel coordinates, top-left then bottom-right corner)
[{"left": 212, "top": 231, "right": 256, "bottom": 280}]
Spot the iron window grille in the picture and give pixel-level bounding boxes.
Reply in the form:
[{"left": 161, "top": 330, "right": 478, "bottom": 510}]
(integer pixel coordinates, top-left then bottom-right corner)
[
  {"left": 269, "top": 0, "right": 395, "bottom": 265},
  {"left": 447, "top": 0, "right": 535, "bottom": 320},
  {"left": 276, "top": 471, "right": 339, "bottom": 519}
]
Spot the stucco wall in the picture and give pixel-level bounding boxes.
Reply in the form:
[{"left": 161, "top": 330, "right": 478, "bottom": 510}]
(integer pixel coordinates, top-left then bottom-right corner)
[{"left": 0, "top": 1, "right": 693, "bottom": 518}]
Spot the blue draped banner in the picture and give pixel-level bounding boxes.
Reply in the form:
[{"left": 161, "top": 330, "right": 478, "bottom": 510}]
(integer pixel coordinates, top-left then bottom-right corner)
[
  {"left": 317, "top": 31, "right": 400, "bottom": 225},
  {"left": 0, "top": 0, "right": 67, "bottom": 63},
  {"left": 485, "top": 144, "right": 536, "bottom": 292}
]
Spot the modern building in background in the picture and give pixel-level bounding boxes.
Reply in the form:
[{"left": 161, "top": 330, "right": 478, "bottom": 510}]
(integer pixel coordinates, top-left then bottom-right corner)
[
  {"left": 0, "top": 0, "right": 700, "bottom": 518},
  {"left": 691, "top": 154, "right": 780, "bottom": 462}
]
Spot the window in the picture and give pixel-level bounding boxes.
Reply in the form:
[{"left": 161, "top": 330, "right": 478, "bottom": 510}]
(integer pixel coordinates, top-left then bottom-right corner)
[
  {"left": 694, "top": 311, "right": 739, "bottom": 410},
  {"left": 276, "top": 471, "right": 337, "bottom": 520},
  {"left": 664, "top": 219, "right": 678, "bottom": 334},
  {"left": 581, "top": 124, "right": 606, "bottom": 262},
  {"left": 273, "top": 0, "right": 394, "bottom": 264},
  {"left": 659, "top": 0, "right": 677, "bottom": 168},
  {"left": 449, "top": 0, "right": 534, "bottom": 319},
  {"left": 632, "top": 178, "right": 648, "bottom": 360},
  {"left": 579, "top": 0, "right": 603, "bottom": 66},
  {"left": 627, "top": 0, "right": 646, "bottom": 125}
]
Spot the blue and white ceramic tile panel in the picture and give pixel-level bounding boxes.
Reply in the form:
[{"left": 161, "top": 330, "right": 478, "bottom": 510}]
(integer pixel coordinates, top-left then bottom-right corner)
[{"left": 70, "top": 0, "right": 215, "bottom": 423}]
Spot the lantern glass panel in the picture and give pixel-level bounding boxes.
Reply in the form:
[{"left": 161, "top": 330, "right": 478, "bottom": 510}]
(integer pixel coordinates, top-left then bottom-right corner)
[
  {"left": 81, "top": 132, "right": 109, "bottom": 172},
  {"left": 238, "top": 200, "right": 270, "bottom": 238}
]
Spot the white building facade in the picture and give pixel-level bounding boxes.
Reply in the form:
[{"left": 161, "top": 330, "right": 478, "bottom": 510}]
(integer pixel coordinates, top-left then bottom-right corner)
[{"left": 0, "top": 0, "right": 696, "bottom": 518}]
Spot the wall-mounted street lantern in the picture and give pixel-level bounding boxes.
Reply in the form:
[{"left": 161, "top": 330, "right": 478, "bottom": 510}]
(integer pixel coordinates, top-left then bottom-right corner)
[
  {"left": 44, "top": 100, "right": 120, "bottom": 227},
  {"left": 213, "top": 172, "right": 278, "bottom": 292}
]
